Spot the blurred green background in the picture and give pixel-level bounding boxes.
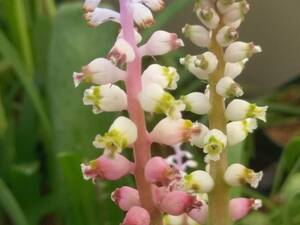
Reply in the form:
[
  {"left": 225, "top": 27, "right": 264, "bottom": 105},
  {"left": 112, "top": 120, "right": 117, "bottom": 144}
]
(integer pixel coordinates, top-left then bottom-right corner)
[{"left": 0, "top": 0, "right": 300, "bottom": 225}]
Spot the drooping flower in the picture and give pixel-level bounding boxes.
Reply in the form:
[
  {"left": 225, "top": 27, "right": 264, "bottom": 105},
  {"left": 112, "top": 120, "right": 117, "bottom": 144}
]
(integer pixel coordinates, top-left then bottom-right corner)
[
  {"left": 83, "top": 0, "right": 101, "bottom": 12},
  {"left": 181, "top": 92, "right": 211, "bottom": 115},
  {"left": 182, "top": 24, "right": 211, "bottom": 48},
  {"left": 141, "top": 0, "right": 165, "bottom": 12},
  {"left": 108, "top": 38, "right": 136, "bottom": 65},
  {"left": 203, "top": 129, "right": 227, "bottom": 162},
  {"left": 222, "top": 1, "right": 250, "bottom": 24},
  {"left": 111, "top": 186, "right": 141, "bottom": 211},
  {"left": 121, "top": 206, "right": 150, "bottom": 225},
  {"left": 163, "top": 214, "right": 199, "bottom": 225},
  {"left": 190, "top": 123, "right": 209, "bottom": 148},
  {"left": 188, "top": 201, "right": 208, "bottom": 224},
  {"left": 93, "top": 116, "right": 137, "bottom": 156},
  {"left": 83, "top": 84, "right": 127, "bottom": 114},
  {"left": 225, "top": 99, "right": 268, "bottom": 122},
  {"left": 224, "top": 59, "right": 248, "bottom": 79},
  {"left": 130, "top": 2, "right": 155, "bottom": 28},
  {"left": 229, "top": 198, "right": 262, "bottom": 221},
  {"left": 216, "top": 77, "right": 244, "bottom": 98},
  {"left": 84, "top": 8, "right": 120, "bottom": 27},
  {"left": 224, "top": 163, "right": 263, "bottom": 188},
  {"left": 216, "top": 26, "right": 239, "bottom": 47},
  {"left": 184, "top": 170, "right": 214, "bottom": 193},
  {"left": 196, "top": 7, "right": 220, "bottom": 29}
]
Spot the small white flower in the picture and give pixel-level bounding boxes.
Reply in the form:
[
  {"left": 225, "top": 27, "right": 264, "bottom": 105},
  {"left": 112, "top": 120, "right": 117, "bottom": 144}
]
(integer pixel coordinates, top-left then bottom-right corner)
[
  {"left": 93, "top": 116, "right": 137, "bottom": 156},
  {"left": 118, "top": 28, "right": 142, "bottom": 44},
  {"left": 184, "top": 170, "right": 214, "bottom": 193},
  {"left": 224, "top": 59, "right": 248, "bottom": 79},
  {"left": 73, "top": 58, "right": 126, "bottom": 87},
  {"left": 252, "top": 199, "right": 263, "bottom": 210},
  {"left": 150, "top": 118, "right": 199, "bottom": 146},
  {"left": 108, "top": 38, "right": 135, "bottom": 65},
  {"left": 131, "top": 2, "right": 155, "bottom": 28},
  {"left": 224, "top": 163, "right": 263, "bottom": 188},
  {"left": 83, "top": 84, "right": 127, "bottom": 114},
  {"left": 140, "top": 30, "right": 184, "bottom": 57},
  {"left": 180, "top": 52, "right": 218, "bottom": 80},
  {"left": 223, "top": 1, "right": 250, "bottom": 24},
  {"left": 181, "top": 92, "right": 211, "bottom": 115},
  {"left": 84, "top": 8, "right": 120, "bottom": 27},
  {"left": 224, "top": 42, "right": 262, "bottom": 63},
  {"left": 226, "top": 118, "right": 257, "bottom": 146},
  {"left": 203, "top": 129, "right": 227, "bottom": 162},
  {"left": 139, "top": 83, "right": 185, "bottom": 119},
  {"left": 226, "top": 99, "right": 268, "bottom": 122},
  {"left": 182, "top": 24, "right": 211, "bottom": 48},
  {"left": 83, "top": 0, "right": 101, "bottom": 12},
  {"left": 216, "top": 0, "right": 236, "bottom": 14},
  {"left": 142, "top": 64, "right": 180, "bottom": 90},
  {"left": 216, "top": 26, "right": 239, "bottom": 47},
  {"left": 216, "top": 77, "right": 244, "bottom": 98},
  {"left": 196, "top": 8, "right": 220, "bottom": 29},
  {"left": 142, "top": 0, "right": 165, "bottom": 11},
  {"left": 190, "top": 123, "right": 209, "bottom": 148}
]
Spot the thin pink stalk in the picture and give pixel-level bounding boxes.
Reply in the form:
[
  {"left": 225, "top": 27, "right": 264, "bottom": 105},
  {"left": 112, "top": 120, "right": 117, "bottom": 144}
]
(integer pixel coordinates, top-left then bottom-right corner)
[{"left": 119, "top": 1, "right": 162, "bottom": 224}]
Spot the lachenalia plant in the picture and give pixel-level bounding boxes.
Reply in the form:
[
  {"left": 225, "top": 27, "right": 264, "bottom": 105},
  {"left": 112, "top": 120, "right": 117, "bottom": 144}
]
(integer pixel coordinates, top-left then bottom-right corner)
[{"left": 73, "top": 0, "right": 268, "bottom": 225}]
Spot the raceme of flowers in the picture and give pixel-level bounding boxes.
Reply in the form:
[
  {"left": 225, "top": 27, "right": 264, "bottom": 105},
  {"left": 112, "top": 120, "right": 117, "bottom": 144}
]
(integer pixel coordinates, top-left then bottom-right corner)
[{"left": 73, "top": 0, "right": 268, "bottom": 224}]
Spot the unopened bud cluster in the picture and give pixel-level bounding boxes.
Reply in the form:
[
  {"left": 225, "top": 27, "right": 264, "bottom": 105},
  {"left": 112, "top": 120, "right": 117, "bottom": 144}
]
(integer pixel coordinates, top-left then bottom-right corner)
[{"left": 73, "top": 0, "right": 266, "bottom": 224}]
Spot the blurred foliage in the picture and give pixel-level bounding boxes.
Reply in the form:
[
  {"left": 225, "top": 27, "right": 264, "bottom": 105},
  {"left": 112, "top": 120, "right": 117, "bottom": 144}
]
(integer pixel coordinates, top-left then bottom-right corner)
[{"left": 0, "top": 0, "right": 300, "bottom": 225}]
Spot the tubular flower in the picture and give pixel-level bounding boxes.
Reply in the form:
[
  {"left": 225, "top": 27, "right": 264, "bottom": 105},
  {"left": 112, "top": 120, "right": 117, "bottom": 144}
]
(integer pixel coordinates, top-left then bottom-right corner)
[
  {"left": 184, "top": 170, "right": 214, "bottom": 193},
  {"left": 196, "top": 7, "right": 220, "bottom": 29},
  {"left": 139, "top": 83, "right": 185, "bottom": 119},
  {"left": 182, "top": 24, "right": 211, "bottom": 48},
  {"left": 93, "top": 116, "right": 137, "bottom": 156},
  {"left": 108, "top": 38, "right": 136, "bottom": 65},
  {"left": 216, "top": 26, "right": 239, "bottom": 47},
  {"left": 224, "top": 163, "right": 263, "bottom": 188},
  {"left": 81, "top": 153, "right": 133, "bottom": 181},
  {"left": 181, "top": 92, "right": 211, "bottom": 115},
  {"left": 140, "top": 30, "right": 184, "bottom": 57},
  {"left": 224, "top": 59, "right": 248, "bottom": 79},
  {"left": 216, "top": 77, "right": 244, "bottom": 98},
  {"left": 111, "top": 186, "right": 141, "bottom": 211},
  {"left": 121, "top": 206, "right": 150, "bottom": 225},
  {"left": 83, "top": 84, "right": 127, "bottom": 114},
  {"left": 150, "top": 118, "right": 201, "bottom": 146},
  {"left": 84, "top": 8, "right": 120, "bottom": 27},
  {"left": 226, "top": 118, "right": 257, "bottom": 146},
  {"left": 131, "top": 2, "right": 155, "bottom": 28},
  {"left": 225, "top": 99, "right": 268, "bottom": 122},
  {"left": 203, "top": 129, "right": 227, "bottom": 162},
  {"left": 73, "top": 58, "right": 126, "bottom": 87},
  {"left": 229, "top": 198, "right": 262, "bottom": 221},
  {"left": 222, "top": 1, "right": 250, "bottom": 24},
  {"left": 141, "top": 64, "right": 180, "bottom": 90}
]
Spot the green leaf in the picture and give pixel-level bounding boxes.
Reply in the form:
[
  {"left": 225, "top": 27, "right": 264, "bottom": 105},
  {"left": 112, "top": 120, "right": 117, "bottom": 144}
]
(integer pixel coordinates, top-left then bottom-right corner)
[
  {"left": 0, "top": 178, "right": 29, "bottom": 225},
  {"left": 0, "top": 94, "right": 7, "bottom": 137}
]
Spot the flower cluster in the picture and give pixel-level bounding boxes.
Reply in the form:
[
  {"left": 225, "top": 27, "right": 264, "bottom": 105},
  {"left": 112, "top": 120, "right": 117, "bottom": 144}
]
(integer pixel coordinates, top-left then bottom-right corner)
[{"left": 74, "top": 0, "right": 267, "bottom": 224}]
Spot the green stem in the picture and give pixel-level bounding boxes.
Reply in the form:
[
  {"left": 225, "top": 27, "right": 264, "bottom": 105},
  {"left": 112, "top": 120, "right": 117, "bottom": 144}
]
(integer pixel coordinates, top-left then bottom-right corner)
[{"left": 207, "top": 24, "right": 231, "bottom": 225}]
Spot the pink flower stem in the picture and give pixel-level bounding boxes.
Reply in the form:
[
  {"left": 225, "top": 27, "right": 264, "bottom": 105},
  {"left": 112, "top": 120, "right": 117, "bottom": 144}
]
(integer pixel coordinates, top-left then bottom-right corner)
[{"left": 119, "top": 1, "right": 162, "bottom": 224}]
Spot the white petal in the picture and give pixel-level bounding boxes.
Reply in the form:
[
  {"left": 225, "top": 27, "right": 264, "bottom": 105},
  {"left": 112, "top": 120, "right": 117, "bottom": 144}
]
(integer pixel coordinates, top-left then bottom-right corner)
[
  {"left": 108, "top": 38, "right": 135, "bottom": 64},
  {"left": 182, "top": 92, "right": 211, "bottom": 115},
  {"left": 197, "top": 8, "right": 220, "bottom": 29},
  {"left": 216, "top": 26, "right": 239, "bottom": 47},
  {"left": 84, "top": 8, "right": 120, "bottom": 27},
  {"left": 224, "top": 60, "right": 247, "bottom": 79},
  {"left": 142, "top": 0, "right": 165, "bottom": 11},
  {"left": 216, "top": 77, "right": 244, "bottom": 98},
  {"left": 182, "top": 24, "right": 211, "bottom": 48},
  {"left": 83, "top": 0, "right": 101, "bottom": 12},
  {"left": 131, "top": 3, "right": 155, "bottom": 28},
  {"left": 224, "top": 42, "right": 262, "bottom": 63}
]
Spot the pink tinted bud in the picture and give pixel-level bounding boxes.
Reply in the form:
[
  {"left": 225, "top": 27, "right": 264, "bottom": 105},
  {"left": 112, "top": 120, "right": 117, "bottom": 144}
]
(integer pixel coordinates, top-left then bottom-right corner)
[
  {"left": 145, "top": 157, "right": 176, "bottom": 185},
  {"left": 111, "top": 186, "right": 141, "bottom": 211},
  {"left": 188, "top": 201, "right": 208, "bottom": 224},
  {"left": 229, "top": 198, "right": 262, "bottom": 221},
  {"left": 121, "top": 206, "right": 150, "bottom": 225},
  {"left": 108, "top": 38, "right": 135, "bottom": 65},
  {"left": 160, "top": 191, "right": 201, "bottom": 216},
  {"left": 81, "top": 154, "right": 133, "bottom": 181},
  {"left": 152, "top": 185, "right": 169, "bottom": 207},
  {"left": 140, "top": 30, "right": 184, "bottom": 57}
]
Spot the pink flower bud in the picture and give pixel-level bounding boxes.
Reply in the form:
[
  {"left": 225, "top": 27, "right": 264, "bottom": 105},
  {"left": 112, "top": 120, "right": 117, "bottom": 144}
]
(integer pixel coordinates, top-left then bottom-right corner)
[
  {"left": 121, "top": 206, "right": 150, "bottom": 225},
  {"left": 160, "top": 191, "right": 201, "bottom": 216},
  {"left": 188, "top": 201, "right": 208, "bottom": 224},
  {"left": 84, "top": 8, "right": 120, "bottom": 27},
  {"left": 229, "top": 198, "right": 262, "bottom": 221},
  {"left": 145, "top": 157, "right": 177, "bottom": 185},
  {"left": 108, "top": 38, "right": 135, "bottom": 65},
  {"left": 81, "top": 154, "right": 133, "bottom": 181},
  {"left": 140, "top": 30, "right": 184, "bottom": 57},
  {"left": 152, "top": 185, "right": 169, "bottom": 207},
  {"left": 111, "top": 186, "right": 141, "bottom": 211}
]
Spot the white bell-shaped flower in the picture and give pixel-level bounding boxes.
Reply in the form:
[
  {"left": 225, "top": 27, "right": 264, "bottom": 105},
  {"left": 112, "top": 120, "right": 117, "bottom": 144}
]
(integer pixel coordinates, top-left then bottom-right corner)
[
  {"left": 131, "top": 2, "right": 155, "bottom": 28},
  {"left": 226, "top": 99, "right": 268, "bottom": 122},
  {"left": 190, "top": 123, "right": 209, "bottom": 148},
  {"left": 224, "top": 42, "right": 262, "bottom": 63},
  {"left": 84, "top": 8, "right": 120, "bottom": 27},
  {"left": 182, "top": 24, "right": 211, "bottom": 48},
  {"left": 223, "top": 1, "right": 250, "bottom": 24},
  {"left": 73, "top": 58, "right": 126, "bottom": 87},
  {"left": 140, "top": 30, "right": 184, "bottom": 57},
  {"left": 216, "top": 77, "right": 244, "bottom": 98},
  {"left": 180, "top": 52, "right": 218, "bottom": 80},
  {"left": 196, "top": 7, "right": 220, "bottom": 29},
  {"left": 141, "top": 0, "right": 165, "bottom": 11},
  {"left": 83, "top": 84, "right": 127, "bottom": 114},
  {"left": 224, "top": 59, "right": 248, "bottom": 79},
  {"left": 83, "top": 0, "right": 101, "bottom": 12},
  {"left": 118, "top": 28, "right": 142, "bottom": 44},
  {"left": 226, "top": 118, "right": 257, "bottom": 146},
  {"left": 181, "top": 92, "right": 211, "bottom": 115},
  {"left": 216, "top": 0, "right": 236, "bottom": 14},
  {"left": 139, "top": 83, "right": 185, "bottom": 119},
  {"left": 216, "top": 26, "right": 239, "bottom": 47},
  {"left": 108, "top": 38, "right": 135, "bottom": 65},
  {"left": 141, "top": 64, "right": 180, "bottom": 90},
  {"left": 150, "top": 118, "right": 200, "bottom": 146},
  {"left": 184, "top": 170, "right": 214, "bottom": 193},
  {"left": 93, "top": 116, "right": 137, "bottom": 156},
  {"left": 224, "top": 163, "right": 263, "bottom": 188},
  {"left": 203, "top": 129, "right": 227, "bottom": 162}
]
